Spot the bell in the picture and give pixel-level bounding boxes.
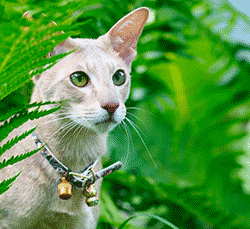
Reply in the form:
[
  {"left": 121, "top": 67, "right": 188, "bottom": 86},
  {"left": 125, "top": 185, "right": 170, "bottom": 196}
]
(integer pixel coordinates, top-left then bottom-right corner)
[
  {"left": 58, "top": 177, "right": 72, "bottom": 200},
  {"left": 86, "top": 197, "right": 99, "bottom": 207},
  {"left": 83, "top": 184, "right": 97, "bottom": 198}
]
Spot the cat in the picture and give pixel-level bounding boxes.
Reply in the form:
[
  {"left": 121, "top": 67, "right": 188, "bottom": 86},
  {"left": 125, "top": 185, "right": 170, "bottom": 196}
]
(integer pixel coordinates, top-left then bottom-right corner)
[{"left": 0, "top": 7, "right": 149, "bottom": 229}]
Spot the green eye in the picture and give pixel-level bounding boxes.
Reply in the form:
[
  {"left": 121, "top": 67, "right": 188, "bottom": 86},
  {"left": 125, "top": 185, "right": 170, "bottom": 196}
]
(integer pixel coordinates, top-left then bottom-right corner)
[
  {"left": 113, "top": 69, "right": 126, "bottom": 86},
  {"left": 70, "top": 71, "right": 89, "bottom": 87}
]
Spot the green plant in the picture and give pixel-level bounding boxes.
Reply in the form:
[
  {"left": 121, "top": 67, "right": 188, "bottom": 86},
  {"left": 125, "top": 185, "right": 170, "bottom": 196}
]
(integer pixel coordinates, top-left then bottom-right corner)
[{"left": 104, "top": 0, "right": 250, "bottom": 228}]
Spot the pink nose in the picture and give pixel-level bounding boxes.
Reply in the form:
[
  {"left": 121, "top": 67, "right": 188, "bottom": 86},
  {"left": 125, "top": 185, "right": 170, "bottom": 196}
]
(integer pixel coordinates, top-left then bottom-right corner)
[{"left": 101, "top": 103, "right": 119, "bottom": 118}]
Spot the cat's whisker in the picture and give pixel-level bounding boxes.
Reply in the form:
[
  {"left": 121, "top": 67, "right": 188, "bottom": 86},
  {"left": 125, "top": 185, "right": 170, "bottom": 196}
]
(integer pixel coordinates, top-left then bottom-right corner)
[
  {"left": 74, "top": 119, "right": 91, "bottom": 142},
  {"left": 121, "top": 120, "right": 132, "bottom": 167},
  {"left": 59, "top": 106, "right": 96, "bottom": 112},
  {"left": 40, "top": 114, "right": 97, "bottom": 126},
  {"left": 59, "top": 120, "right": 83, "bottom": 157},
  {"left": 86, "top": 137, "right": 97, "bottom": 158},
  {"left": 52, "top": 121, "right": 76, "bottom": 142},
  {"left": 58, "top": 122, "right": 80, "bottom": 146},
  {"left": 47, "top": 120, "right": 72, "bottom": 139},
  {"left": 72, "top": 121, "right": 94, "bottom": 158},
  {"left": 73, "top": 122, "right": 85, "bottom": 138},
  {"left": 125, "top": 117, "right": 147, "bottom": 138},
  {"left": 124, "top": 117, "right": 157, "bottom": 168},
  {"left": 127, "top": 107, "right": 157, "bottom": 117},
  {"left": 57, "top": 110, "right": 97, "bottom": 114},
  {"left": 40, "top": 116, "right": 75, "bottom": 126},
  {"left": 79, "top": 122, "right": 98, "bottom": 159},
  {"left": 67, "top": 120, "right": 95, "bottom": 157},
  {"left": 57, "top": 110, "right": 98, "bottom": 115},
  {"left": 126, "top": 111, "right": 149, "bottom": 133},
  {"left": 48, "top": 121, "right": 75, "bottom": 142}
]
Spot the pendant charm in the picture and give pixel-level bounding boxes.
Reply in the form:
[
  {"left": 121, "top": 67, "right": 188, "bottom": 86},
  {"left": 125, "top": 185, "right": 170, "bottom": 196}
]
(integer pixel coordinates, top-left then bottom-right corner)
[
  {"left": 86, "top": 196, "right": 99, "bottom": 207},
  {"left": 58, "top": 177, "right": 72, "bottom": 200},
  {"left": 83, "top": 184, "right": 97, "bottom": 198},
  {"left": 83, "top": 182, "right": 98, "bottom": 207}
]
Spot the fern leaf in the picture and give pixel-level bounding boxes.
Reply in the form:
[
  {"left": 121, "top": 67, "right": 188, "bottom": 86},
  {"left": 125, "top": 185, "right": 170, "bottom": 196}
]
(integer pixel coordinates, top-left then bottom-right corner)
[
  {"left": 0, "top": 16, "right": 93, "bottom": 101},
  {"left": 0, "top": 100, "right": 63, "bottom": 122},
  {"left": 0, "top": 126, "right": 37, "bottom": 157},
  {"left": 0, "top": 172, "right": 21, "bottom": 196},
  {"left": 0, "top": 27, "right": 28, "bottom": 75},
  {"left": 0, "top": 147, "right": 42, "bottom": 171},
  {"left": 0, "top": 103, "right": 62, "bottom": 142}
]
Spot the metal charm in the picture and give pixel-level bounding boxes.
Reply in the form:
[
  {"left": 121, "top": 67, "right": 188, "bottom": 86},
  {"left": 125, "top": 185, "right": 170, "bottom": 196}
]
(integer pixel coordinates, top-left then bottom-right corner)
[
  {"left": 83, "top": 172, "right": 99, "bottom": 207},
  {"left": 58, "top": 177, "right": 72, "bottom": 200},
  {"left": 83, "top": 184, "right": 97, "bottom": 198},
  {"left": 86, "top": 197, "right": 99, "bottom": 207},
  {"left": 83, "top": 182, "right": 99, "bottom": 206}
]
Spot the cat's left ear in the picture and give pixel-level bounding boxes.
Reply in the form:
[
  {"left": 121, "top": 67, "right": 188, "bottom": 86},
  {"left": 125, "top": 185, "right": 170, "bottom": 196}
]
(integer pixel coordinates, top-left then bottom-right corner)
[{"left": 99, "top": 7, "right": 149, "bottom": 67}]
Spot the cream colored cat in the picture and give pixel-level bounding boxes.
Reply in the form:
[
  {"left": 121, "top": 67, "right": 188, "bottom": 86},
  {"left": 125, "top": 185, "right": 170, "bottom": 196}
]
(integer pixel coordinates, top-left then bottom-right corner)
[{"left": 0, "top": 7, "right": 149, "bottom": 229}]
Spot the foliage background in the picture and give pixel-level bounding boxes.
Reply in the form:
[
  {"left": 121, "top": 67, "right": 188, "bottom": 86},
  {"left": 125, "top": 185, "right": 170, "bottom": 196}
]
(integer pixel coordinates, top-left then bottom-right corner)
[{"left": 1, "top": 0, "right": 250, "bottom": 228}]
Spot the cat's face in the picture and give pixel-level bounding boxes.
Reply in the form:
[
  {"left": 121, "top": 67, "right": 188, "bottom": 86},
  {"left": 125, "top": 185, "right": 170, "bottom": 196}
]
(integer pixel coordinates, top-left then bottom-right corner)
[
  {"left": 33, "top": 8, "right": 149, "bottom": 134},
  {"left": 36, "top": 39, "right": 131, "bottom": 133}
]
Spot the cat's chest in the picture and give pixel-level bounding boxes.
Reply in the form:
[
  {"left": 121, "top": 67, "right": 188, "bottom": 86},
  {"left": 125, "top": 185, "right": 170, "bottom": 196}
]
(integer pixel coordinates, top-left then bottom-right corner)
[{"left": 47, "top": 187, "right": 86, "bottom": 215}]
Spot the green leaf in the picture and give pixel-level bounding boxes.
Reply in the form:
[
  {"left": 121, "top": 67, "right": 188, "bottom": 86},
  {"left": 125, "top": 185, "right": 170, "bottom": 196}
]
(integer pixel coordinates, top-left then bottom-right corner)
[
  {"left": 0, "top": 100, "right": 63, "bottom": 122},
  {"left": 0, "top": 102, "right": 63, "bottom": 142},
  {"left": 100, "top": 189, "right": 140, "bottom": 229},
  {"left": 118, "top": 214, "right": 179, "bottom": 229},
  {"left": 0, "top": 147, "right": 42, "bottom": 170},
  {"left": 0, "top": 172, "right": 21, "bottom": 196},
  {"left": 0, "top": 126, "right": 37, "bottom": 156}
]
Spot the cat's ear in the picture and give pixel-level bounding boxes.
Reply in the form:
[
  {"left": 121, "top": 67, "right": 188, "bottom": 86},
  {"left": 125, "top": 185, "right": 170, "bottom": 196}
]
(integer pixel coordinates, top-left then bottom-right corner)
[
  {"left": 48, "top": 37, "right": 76, "bottom": 57},
  {"left": 22, "top": 12, "right": 78, "bottom": 81},
  {"left": 99, "top": 7, "right": 149, "bottom": 67},
  {"left": 32, "top": 37, "right": 77, "bottom": 82}
]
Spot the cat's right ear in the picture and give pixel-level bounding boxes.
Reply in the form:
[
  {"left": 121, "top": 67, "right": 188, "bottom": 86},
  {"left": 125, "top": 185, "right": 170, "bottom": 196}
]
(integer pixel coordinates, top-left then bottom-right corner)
[{"left": 98, "top": 7, "right": 149, "bottom": 68}]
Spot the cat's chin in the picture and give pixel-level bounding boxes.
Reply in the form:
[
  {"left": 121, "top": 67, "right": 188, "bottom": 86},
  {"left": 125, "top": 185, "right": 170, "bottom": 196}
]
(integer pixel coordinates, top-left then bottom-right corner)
[{"left": 94, "top": 121, "right": 118, "bottom": 134}]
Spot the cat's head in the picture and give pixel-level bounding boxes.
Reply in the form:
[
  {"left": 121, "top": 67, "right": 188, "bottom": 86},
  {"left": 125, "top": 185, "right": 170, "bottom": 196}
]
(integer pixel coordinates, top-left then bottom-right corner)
[{"left": 33, "top": 7, "right": 149, "bottom": 134}]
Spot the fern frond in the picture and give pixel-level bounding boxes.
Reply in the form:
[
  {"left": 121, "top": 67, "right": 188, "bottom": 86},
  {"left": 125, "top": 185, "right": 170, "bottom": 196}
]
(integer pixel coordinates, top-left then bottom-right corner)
[
  {"left": 0, "top": 172, "right": 21, "bottom": 196},
  {"left": 0, "top": 103, "right": 62, "bottom": 142},
  {"left": 0, "top": 147, "right": 42, "bottom": 171},
  {"left": 28, "top": 49, "right": 76, "bottom": 78},
  {"left": 0, "top": 16, "right": 92, "bottom": 101},
  {"left": 0, "top": 100, "right": 64, "bottom": 122},
  {"left": 0, "top": 127, "right": 37, "bottom": 157}
]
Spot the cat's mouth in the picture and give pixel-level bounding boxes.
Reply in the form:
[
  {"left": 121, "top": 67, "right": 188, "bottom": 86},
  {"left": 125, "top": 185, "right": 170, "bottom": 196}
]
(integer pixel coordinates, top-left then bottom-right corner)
[
  {"left": 95, "top": 118, "right": 116, "bottom": 125},
  {"left": 94, "top": 117, "right": 119, "bottom": 133}
]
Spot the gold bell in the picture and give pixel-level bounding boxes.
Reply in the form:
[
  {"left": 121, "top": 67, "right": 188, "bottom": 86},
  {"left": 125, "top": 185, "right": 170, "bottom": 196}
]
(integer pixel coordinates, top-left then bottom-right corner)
[
  {"left": 86, "top": 196, "right": 99, "bottom": 207},
  {"left": 58, "top": 177, "right": 72, "bottom": 200}
]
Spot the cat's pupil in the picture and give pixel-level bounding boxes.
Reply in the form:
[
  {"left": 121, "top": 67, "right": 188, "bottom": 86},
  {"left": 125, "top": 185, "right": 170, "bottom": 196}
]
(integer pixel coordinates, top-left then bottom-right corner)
[
  {"left": 113, "top": 69, "right": 125, "bottom": 86},
  {"left": 77, "top": 75, "right": 82, "bottom": 82},
  {"left": 70, "top": 71, "right": 89, "bottom": 87}
]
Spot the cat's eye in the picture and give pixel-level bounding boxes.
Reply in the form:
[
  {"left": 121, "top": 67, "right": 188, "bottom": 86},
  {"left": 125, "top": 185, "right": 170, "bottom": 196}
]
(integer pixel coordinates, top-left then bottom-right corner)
[
  {"left": 70, "top": 71, "right": 89, "bottom": 87},
  {"left": 112, "top": 69, "right": 126, "bottom": 86}
]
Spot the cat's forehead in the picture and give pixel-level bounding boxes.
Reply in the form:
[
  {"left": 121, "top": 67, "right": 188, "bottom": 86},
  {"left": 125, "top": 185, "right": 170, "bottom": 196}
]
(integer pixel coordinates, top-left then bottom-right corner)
[{"left": 71, "top": 38, "right": 129, "bottom": 74}]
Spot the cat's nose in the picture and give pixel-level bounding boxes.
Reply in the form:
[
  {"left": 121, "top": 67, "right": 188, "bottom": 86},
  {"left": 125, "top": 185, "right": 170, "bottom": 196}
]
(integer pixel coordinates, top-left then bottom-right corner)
[{"left": 101, "top": 102, "right": 119, "bottom": 118}]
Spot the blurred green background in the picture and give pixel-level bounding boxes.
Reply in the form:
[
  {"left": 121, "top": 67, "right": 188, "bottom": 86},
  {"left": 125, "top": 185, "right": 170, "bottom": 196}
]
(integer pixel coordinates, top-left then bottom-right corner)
[{"left": 2, "top": 0, "right": 250, "bottom": 228}]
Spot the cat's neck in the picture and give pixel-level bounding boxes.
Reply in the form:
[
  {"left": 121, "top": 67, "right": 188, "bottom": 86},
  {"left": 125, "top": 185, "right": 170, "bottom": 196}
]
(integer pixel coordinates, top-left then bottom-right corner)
[{"left": 33, "top": 115, "right": 108, "bottom": 172}]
